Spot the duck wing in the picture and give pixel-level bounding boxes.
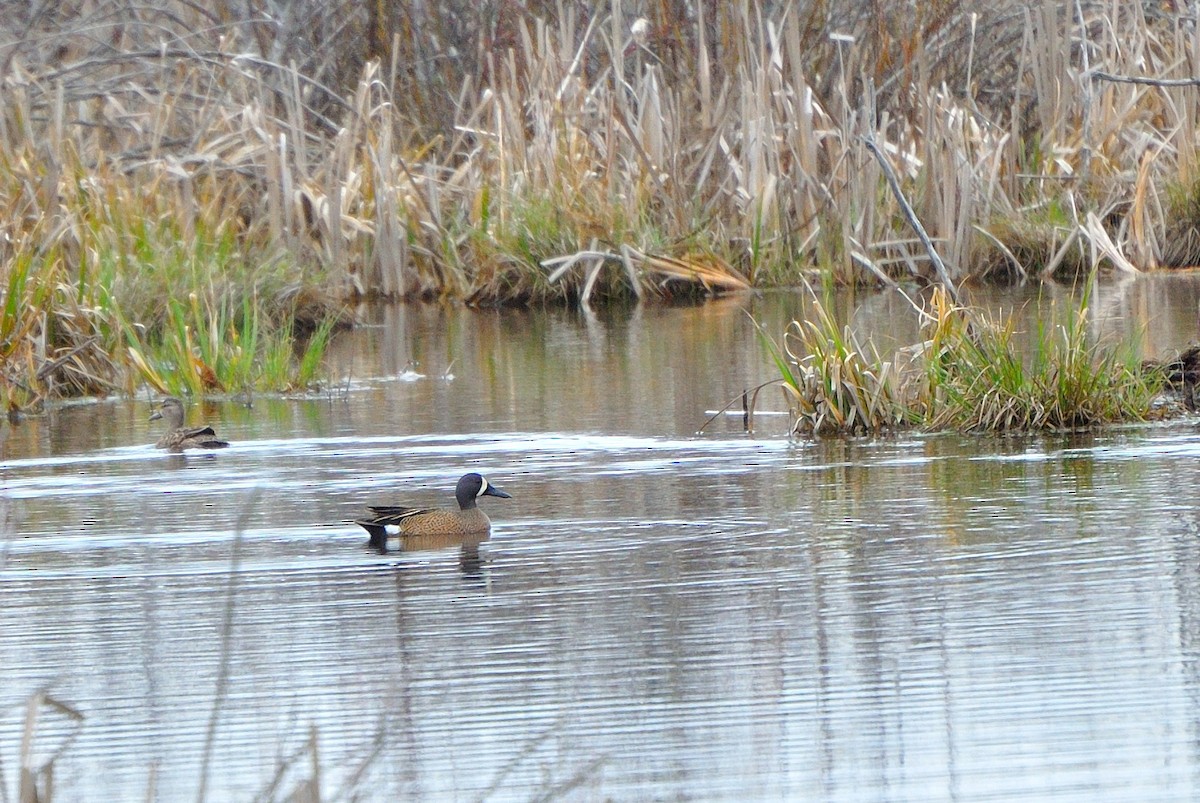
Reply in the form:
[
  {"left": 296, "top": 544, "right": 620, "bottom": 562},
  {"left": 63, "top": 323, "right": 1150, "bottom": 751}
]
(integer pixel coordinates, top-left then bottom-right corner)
[
  {"left": 183, "top": 425, "right": 219, "bottom": 438},
  {"left": 179, "top": 426, "right": 229, "bottom": 449},
  {"left": 362, "top": 505, "right": 429, "bottom": 524}
]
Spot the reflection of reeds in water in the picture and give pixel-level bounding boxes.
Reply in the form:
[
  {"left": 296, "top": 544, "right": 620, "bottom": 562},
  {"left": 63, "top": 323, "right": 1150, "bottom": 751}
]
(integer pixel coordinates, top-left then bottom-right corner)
[
  {"left": 254, "top": 724, "right": 322, "bottom": 803},
  {"left": 472, "top": 720, "right": 608, "bottom": 803},
  {"left": 17, "top": 689, "right": 85, "bottom": 803},
  {"left": 8, "top": 489, "right": 336, "bottom": 803},
  {"left": 195, "top": 492, "right": 256, "bottom": 802},
  {"left": 1, "top": 426, "right": 10, "bottom": 574},
  {"left": 4, "top": 487, "right": 488, "bottom": 801},
  {"left": 4, "top": 494, "right": 589, "bottom": 801},
  {"left": 13, "top": 690, "right": 346, "bottom": 803}
]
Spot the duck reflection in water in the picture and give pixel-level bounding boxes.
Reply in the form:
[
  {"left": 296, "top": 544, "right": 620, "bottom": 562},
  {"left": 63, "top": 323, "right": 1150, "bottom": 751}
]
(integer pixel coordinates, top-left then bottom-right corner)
[{"left": 394, "top": 531, "right": 490, "bottom": 582}]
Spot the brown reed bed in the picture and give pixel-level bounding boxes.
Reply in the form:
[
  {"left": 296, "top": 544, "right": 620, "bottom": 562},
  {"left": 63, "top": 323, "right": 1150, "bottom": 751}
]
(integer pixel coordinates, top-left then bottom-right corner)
[{"left": 1, "top": 3, "right": 1199, "bottom": 405}]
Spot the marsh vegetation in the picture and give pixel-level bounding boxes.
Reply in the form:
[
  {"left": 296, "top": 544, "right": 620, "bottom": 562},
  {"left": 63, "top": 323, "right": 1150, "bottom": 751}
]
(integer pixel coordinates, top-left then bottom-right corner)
[
  {"left": 760, "top": 286, "right": 1163, "bottom": 435},
  {"left": 0, "top": 2, "right": 1197, "bottom": 425}
]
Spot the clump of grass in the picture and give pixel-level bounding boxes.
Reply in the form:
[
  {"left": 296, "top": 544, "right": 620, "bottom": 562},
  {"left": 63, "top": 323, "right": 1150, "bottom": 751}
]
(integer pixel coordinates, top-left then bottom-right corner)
[
  {"left": 753, "top": 303, "right": 916, "bottom": 436},
  {"left": 1157, "top": 178, "right": 1200, "bottom": 268},
  {"left": 0, "top": 249, "right": 126, "bottom": 410},
  {"left": 768, "top": 286, "right": 1159, "bottom": 436},
  {"left": 921, "top": 288, "right": 1157, "bottom": 431},
  {"left": 971, "top": 199, "right": 1090, "bottom": 283},
  {"left": 0, "top": 202, "right": 341, "bottom": 407},
  {"left": 124, "top": 294, "right": 338, "bottom": 397}
]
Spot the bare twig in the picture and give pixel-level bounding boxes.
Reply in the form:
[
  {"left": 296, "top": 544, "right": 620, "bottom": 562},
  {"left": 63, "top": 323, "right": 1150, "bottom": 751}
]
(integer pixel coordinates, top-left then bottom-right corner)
[
  {"left": 698, "top": 379, "right": 785, "bottom": 434},
  {"left": 1089, "top": 70, "right": 1200, "bottom": 88},
  {"left": 862, "top": 135, "right": 962, "bottom": 305}
]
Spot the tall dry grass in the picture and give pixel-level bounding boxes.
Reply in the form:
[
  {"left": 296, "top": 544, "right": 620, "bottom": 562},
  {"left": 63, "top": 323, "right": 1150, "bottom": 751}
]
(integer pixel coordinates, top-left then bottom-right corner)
[{"left": 1, "top": 2, "right": 1199, "bottom": 401}]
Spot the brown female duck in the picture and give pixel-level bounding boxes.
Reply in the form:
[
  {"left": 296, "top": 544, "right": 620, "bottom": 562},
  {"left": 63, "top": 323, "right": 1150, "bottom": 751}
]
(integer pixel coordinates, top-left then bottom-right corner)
[
  {"left": 356, "top": 472, "right": 511, "bottom": 553},
  {"left": 149, "top": 397, "right": 229, "bottom": 452}
]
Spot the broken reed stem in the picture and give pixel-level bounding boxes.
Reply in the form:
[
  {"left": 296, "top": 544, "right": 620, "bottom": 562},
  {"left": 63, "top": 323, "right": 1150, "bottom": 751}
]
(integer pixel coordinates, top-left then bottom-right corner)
[{"left": 1090, "top": 70, "right": 1200, "bottom": 88}]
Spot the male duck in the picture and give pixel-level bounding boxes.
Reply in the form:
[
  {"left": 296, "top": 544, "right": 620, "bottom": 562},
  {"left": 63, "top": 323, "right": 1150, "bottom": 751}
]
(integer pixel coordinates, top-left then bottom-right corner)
[
  {"left": 356, "top": 472, "right": 511, "bottom": 553},
  {"left": 149, "top": 397, "right": 229, "bottom": 452}
]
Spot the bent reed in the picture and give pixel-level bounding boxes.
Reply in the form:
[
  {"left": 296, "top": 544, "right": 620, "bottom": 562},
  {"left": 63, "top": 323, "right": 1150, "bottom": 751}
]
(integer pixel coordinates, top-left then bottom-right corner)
[{"left": 1, "top": 3, "right": 1198, "bottom": 411}]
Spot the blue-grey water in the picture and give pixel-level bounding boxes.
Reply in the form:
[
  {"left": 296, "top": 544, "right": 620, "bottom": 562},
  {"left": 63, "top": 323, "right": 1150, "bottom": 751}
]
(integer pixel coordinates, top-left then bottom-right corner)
[{"left": 3, "top": 276, "right": 1200, "bottom": 801}]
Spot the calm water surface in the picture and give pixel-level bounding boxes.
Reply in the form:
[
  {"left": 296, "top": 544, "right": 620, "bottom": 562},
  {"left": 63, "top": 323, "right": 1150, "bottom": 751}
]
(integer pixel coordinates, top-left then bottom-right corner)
[{"left": 4, "top": 277, "right": 1200, "bottom": 801}]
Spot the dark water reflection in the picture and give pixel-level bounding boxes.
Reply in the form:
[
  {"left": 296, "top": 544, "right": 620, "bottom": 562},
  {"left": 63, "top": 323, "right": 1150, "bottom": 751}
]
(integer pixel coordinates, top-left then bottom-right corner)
[{"left": 4, "top": 276, "right": 1200, "bottom": 800}]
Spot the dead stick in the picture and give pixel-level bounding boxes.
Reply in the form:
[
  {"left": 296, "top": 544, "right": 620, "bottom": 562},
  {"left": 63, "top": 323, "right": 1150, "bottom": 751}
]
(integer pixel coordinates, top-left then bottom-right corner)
[
  {"left": 1089, "top": 70, "right": 1200, "bottom": 88},
  {"left": 862, "top": 136, "right": 962, "bottom": 305}
]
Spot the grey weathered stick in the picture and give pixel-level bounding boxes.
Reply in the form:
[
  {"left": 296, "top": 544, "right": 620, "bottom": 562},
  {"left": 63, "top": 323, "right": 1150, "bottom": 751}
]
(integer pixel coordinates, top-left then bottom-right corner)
[
  {"left": 1090, "top": 70, "right": 1200, "bottom": 88},
  {"left": 862, "top": 135, "right": 962, "bottom": 305}
]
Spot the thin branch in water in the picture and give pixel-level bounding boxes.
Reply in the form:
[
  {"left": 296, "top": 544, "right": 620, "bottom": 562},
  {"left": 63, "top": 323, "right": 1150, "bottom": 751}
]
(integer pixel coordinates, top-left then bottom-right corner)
[{"left": 699, "top": 380, "right": 784, "bottom": 434}]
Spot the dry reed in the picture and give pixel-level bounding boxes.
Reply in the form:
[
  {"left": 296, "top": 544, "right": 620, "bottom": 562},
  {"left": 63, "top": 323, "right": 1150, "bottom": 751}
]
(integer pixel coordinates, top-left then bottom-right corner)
[{"left": 1, "top": 3, "right": 1199, "bottom": 402}]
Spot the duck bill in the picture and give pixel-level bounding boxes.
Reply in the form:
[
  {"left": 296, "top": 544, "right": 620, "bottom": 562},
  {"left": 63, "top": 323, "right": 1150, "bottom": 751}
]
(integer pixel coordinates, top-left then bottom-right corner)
[
  {"left": 483, "top": 485, "right": 511, "bottom": 499},
  {"left": 148, "top": 410, "right": 163, "bottom": 421}
]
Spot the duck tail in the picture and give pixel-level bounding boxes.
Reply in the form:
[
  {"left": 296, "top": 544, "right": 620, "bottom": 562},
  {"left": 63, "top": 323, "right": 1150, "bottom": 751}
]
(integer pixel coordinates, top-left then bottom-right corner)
[{"left": 356, "top": 520, "right": 389, "bottom": 554}]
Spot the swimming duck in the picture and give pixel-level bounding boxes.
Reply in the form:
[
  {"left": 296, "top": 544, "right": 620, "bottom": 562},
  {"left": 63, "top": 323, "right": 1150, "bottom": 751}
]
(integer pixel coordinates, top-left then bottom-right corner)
[
  {"left": 356, "top": 472, "right": 511, "bottom": 553},
  {"left": 149, "top": 397, "right": 229, "bottom": 452}
]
